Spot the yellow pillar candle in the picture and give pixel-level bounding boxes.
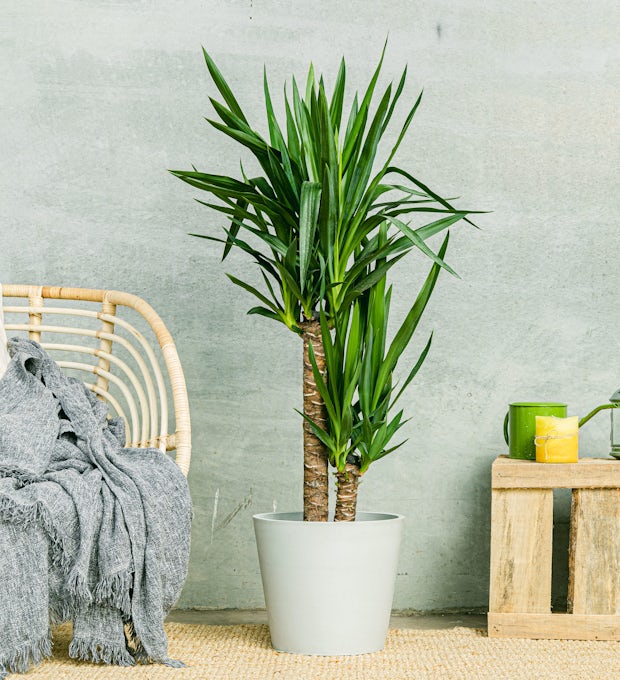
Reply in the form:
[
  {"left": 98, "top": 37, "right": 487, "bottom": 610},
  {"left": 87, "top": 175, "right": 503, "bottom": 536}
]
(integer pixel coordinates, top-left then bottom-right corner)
[{"left": 535, "top": 415, "right": 579, "bottom": 463}]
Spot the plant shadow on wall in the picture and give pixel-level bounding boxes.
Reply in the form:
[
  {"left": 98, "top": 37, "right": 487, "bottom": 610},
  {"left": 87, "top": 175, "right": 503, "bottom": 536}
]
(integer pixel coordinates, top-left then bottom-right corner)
[{"left": 171, "top": 43, "right": 484, "bottom": 523}]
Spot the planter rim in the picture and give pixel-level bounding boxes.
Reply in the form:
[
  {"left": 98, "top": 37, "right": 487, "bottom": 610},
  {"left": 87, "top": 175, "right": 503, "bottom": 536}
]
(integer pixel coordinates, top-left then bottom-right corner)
[{"left": 253, "top": 511, "right": 404, "bottom": 523}]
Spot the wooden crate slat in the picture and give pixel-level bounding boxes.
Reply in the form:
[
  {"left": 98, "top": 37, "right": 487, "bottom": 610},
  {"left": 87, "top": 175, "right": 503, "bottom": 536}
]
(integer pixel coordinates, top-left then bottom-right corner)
[
  {"left": 489, "top": 488, "right": 553, "bottom": 614},
  {"left": 568, "top": 488, "right": 620, "bottom": 615},
  {"left": 493, "top": 455, "right": 620, "bottom": 490},
  {"left": 488, "top": 612, "right": 620, "bottom": 640}
]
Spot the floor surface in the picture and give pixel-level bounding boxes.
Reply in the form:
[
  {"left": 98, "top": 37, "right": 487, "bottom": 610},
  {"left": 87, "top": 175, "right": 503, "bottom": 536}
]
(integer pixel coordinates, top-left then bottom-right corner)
[{"left": 167, "top": 609, "right": 488, "bottom": 630}]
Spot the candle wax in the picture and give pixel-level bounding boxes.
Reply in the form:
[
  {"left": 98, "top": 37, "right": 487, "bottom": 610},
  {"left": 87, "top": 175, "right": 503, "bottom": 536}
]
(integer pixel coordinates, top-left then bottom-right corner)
[{"left": 535, "top": 415, "right": 578, "bottom": 463}]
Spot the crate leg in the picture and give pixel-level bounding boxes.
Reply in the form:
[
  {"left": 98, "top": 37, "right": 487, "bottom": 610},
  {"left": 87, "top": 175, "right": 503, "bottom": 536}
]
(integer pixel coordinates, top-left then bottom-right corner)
[
  {"left": 568, "top": 488, "right": 620, "bottom": 615},
  {"left": 489, "top": 488, "right": 553, "bottom": 615}
]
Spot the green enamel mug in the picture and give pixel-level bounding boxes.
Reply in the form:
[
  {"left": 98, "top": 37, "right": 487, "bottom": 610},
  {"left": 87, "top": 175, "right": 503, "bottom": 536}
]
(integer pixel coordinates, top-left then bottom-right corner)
[{"left": 504, "top": 402, "right": 568, "bottom": 460}]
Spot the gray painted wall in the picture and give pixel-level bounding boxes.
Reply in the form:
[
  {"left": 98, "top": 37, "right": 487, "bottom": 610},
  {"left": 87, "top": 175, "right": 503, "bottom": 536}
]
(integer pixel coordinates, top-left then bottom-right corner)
[{"left": 1, "top": 1, "right": 618, "bottom": 611}]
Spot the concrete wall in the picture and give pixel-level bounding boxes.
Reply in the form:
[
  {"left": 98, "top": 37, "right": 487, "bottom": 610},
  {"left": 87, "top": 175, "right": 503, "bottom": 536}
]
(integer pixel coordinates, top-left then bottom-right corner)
[{"left": 1, "top": 0, "right": 618, "bottom": 611}]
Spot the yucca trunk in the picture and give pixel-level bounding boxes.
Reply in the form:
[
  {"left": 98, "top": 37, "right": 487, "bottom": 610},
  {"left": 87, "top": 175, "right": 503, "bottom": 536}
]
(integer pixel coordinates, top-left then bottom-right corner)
[
  {"left": 334, "top": 463, "right": 361, "bottom": 521},
  {"left": 301, "top": 320, "right": 329, "bottom": 521}
]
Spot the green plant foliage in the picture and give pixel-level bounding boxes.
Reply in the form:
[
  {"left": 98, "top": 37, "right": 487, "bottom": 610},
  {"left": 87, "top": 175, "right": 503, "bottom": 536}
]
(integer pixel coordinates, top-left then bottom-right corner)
[
  {"left": 171, "top": 46, "right": 480, "bottom": 333},
  {"left": 304, "top": 229, "right": 451, "bottom": 473}
]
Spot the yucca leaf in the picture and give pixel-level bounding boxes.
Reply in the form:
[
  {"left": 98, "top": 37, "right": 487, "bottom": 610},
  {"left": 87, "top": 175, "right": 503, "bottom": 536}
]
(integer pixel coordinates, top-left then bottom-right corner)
[
  {"left": 342, "top": 366, "right": 361, "bottom": 418},
  {"left": 264, "top": 147, "right": 298, "bottom": 210},
  {"left": 317, "top": 80, "right": 336, "bottom": 169},
  {"left": 344, "top": 302, "right": 363, "bottom": 387},
  {"left": 361, "top": 439, "right": 407, "bottom": 472},
  {"left": 358, "top": 39, "right": 387, "bottom": 116},
  {"left": 341, "top": 42, "right": 389, "bottom": 173},
  {"left": 260, "top": 270, "right": 283, "bottom": 308},
  {"left": 292, "top": 77, "right": 318, "bottom": 181},
  {"left": 263, "top": 67, "right": 287, "bottom": 152},
  {"left": 174, "top": 177, "right": 292, "bottom": 226},
  {"left": 241, "top": 224, "right": 289, "bottom": 256},
  {"left": 277, "top": 255, "right": 305, "bottom": 307},
  {"left": 385, "top": 216, "right": 459, "bottom": 278},
  {"left": 227, "top": 274, "right": 280, "bottom": 312},
  {"left": 202, "top": 47, "right": 249, "bottom": 124},
  {"left": 329, "top": 57, "right": 346, "bottom": 131},
  {"left": 247, "top": 306, "right": 283, "bottom": 322},
  {"left": 247, "top": 174, "right": 276, "bottom": 200},
  {"left": 381, "top": 66, "right": 408, "bottom": 135},
  {"left": 373, "top": 197, "right": 436, "bottom": 210},
  {"left": 208, "top": 97, "right": 255, "bottom": 137},
  {"left": 370, "top": 276, "right": 388, "bottom": 372},
  {"left": 185, "top": 173, "right": 297, "bottom": 227},
  {"left": 317, "top": 164, "right": 337, "bottom": 267},
  {"left": 193, "top": 197, "right": 268, "bottom": 233},
  {"left": 415, "top": 213, "right": 468, "bottom": 241},
  {"left": 381, "top": 183, "right": 429, "bottom": 197},
  {"left": 358, "top": 328, "right": 375, "bottom": 414},
  {"left": 340, "top": 232, "right": 398, "bottom": 284},
  {"left": 196, "top": 226, "right": 282, "bottom": 281},
  {"left": 296, "top": 410, "right": 337, "bottom": 451},
  {"left": 342, "top": 92, "right": 359, "bottom": 160},
  {"left": 373, "top": 232, "right": 449, "bottom": 406},
  {"left": 206, "top": 118, "right": 270, "bottom": 157},
  {"left": 390, "top": 332, "right": 433, "bottom": 408},
  {"left": 339, "top": 251, "right": 408, "bottom": 310},
  {"left": 381, "top": 89, "right": 423, "bottom": 169},
  {"left": 343, "top": 83, "right": 393, "bottom": 220},
  {"left": 318, "top": 310, "right": 336, "bottom": 388},
  {"left": 223, "top": 198, "right": 248, "bottom": 260},
  {"left": 272, "top": 140, "right": 300, "bottom": 202},
  {"left": 305, "top": 62, "right": 316, "bottom": 102},
  {"left": 386, "top": 166, "right": 481, "bottom": 228},
  {"left": 283, "top": 84, "right": 301, "bottom": 162},
  {"left": 299, "top": 182, "right": 322, "bottom": 291},
  {"left": 170, "top": 169, "right": 254, "bottom": 193},
  {"left": 341, "top": 101, "right": 369, "bottom": 172},
  {"left": 385, "top": 207, "right": 469, "bottom": 220},
  {"left": 307, "top": 341, "right": 340, "bottom": 424},
  {"left": 308, "top": 78, "right": 320, "bottom": 139}
]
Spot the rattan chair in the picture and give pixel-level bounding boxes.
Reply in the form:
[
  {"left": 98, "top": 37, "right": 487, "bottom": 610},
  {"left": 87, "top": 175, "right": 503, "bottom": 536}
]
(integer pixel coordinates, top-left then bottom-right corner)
[{"left": 1, "top": 285, "right": 191, "bottom": 476}]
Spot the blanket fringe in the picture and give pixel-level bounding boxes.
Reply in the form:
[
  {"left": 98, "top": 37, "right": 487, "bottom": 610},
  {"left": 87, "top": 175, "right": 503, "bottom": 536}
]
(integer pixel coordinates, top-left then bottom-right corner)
[
  {"left": 69, "top": 637, "right": 135, "bottom": 666},
  {"left": 0, "top": 496, "right": 71, "bottom": 571},
  {"left": 0, "top": 465, "right": 44, "bottom": 486},
  {"left": 93, "top": 569, "right": 132, "bottom": 615},
  {"left": 162, "top": 657, "right": 187, "bottom": 668},
  {"left": 49, "top": 599, "right": 76, "bottom": 625},
  {"left": 65, "top": 568, "right": 93, "bottom": 605},
  {"left": 0, "top": 631, "right": 52, "bottom": 674},
  {"left": 133, "top": 649, "right": 186, "bottom": 668},
  {"left": 124, "top": 620, "right": 186, "bottom": 668}
]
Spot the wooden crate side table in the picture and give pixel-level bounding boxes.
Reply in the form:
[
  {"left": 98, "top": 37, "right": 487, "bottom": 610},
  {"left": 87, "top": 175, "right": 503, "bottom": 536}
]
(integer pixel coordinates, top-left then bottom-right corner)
[{"left": 488, "top": 455, "right": 620, "bottom": 640}]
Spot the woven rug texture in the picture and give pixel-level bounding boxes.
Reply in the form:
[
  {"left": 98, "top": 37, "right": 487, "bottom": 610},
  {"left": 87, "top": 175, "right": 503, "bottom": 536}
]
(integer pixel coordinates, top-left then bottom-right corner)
[{"left": 11, "top": 623, "right": 620, "bottom": 679}]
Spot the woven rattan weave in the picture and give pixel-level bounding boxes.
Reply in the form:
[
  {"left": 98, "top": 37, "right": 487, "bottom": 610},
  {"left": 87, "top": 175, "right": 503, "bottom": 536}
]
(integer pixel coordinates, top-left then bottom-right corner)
[{"left": 1, "top": 285, "right": 190, "bottom": 475}]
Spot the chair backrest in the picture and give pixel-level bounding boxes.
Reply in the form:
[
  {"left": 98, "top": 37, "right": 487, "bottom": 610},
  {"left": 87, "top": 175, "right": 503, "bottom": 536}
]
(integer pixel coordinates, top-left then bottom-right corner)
[{"left": 1, "top": 285, "right": 191, "bottom": 476}]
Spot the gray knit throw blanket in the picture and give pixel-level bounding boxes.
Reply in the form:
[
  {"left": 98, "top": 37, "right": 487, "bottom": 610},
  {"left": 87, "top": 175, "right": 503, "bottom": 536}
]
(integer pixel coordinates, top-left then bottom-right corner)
[{"left": 0, "top": 338, "right": 192, "bottom": 677}]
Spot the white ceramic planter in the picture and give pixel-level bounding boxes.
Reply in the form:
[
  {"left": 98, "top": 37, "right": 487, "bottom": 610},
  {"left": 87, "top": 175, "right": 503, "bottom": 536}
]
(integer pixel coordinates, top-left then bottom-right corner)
[{"left": 253, "top": 511, "right": 404, "bottom": 656}]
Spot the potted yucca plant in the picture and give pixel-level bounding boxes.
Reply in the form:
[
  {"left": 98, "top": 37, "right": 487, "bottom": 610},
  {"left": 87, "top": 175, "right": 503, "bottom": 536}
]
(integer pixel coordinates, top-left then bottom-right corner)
[{"left": 172, "top": 45, "right": 479, "bottom": 654}]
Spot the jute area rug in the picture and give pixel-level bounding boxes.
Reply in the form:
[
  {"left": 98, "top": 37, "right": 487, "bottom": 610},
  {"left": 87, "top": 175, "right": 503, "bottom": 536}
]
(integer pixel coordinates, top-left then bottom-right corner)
[{"left": 15, "top": 623, "right": 620, "bottom": 679}]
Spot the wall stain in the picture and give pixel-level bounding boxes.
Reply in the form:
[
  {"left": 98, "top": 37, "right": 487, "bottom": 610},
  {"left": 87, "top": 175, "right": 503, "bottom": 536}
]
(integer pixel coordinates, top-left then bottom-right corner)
[
  {"left": 216, "top": 488, "right": 253, "bottom": 532},
  {"left": 210, "top": 487, "right": 220, "bottom": 545},
  {"left": 436, "top": 23, "right": 442, "bottom": 39}
]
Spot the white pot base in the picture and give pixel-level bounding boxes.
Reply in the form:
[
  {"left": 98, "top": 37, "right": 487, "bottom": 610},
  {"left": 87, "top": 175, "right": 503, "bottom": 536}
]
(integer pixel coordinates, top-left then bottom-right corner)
[{"left": 253, "top": 511, "right": 404, "bottom": 656}]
